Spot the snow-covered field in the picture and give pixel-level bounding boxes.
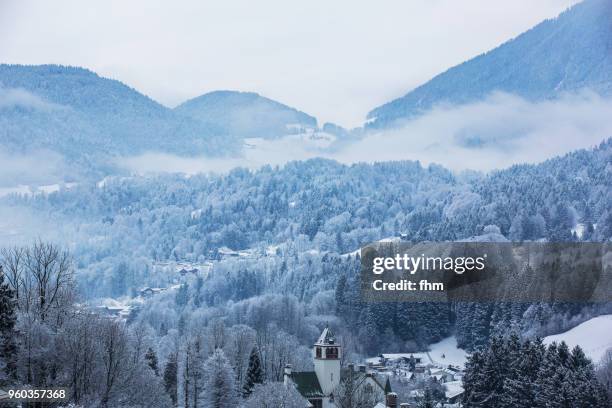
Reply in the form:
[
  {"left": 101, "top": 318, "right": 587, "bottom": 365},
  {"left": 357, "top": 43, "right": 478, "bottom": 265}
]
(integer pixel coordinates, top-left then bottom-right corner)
[
  {"left": 544, "top": 314, "right": 612, "bottom": 364},
  {"left": 429, "top": 336, "right": 468, "bottom": 367}
]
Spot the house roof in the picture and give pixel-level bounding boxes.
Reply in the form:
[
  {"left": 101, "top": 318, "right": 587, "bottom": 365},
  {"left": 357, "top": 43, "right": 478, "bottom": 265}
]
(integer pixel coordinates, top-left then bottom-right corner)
[
  {"left": 339, "top": 369, "right": 389, "bottom": 394},
  {"left": 289, "top": 372, "right": 324, "bottom": 398},
  {"left": 444, "top": 381, "right": 465, "bottom": 399},
  {"left": 291, "top": 368, "right": 391, "bottom": 399}
]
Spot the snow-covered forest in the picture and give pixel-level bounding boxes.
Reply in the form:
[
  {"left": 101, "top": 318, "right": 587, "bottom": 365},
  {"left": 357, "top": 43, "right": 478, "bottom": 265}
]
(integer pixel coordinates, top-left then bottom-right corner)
[{"left": 1, "top": 139, "right": 611, "bottom": 407}]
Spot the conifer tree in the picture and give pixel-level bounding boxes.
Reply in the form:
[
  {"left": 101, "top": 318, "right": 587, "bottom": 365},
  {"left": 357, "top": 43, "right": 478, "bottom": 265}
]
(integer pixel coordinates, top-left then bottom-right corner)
[
  {"left": 163, "top": 352, "right": 178, "bottom": 406},
  {"left": 242, "top": 347, "right": 263, "bottom": 397},
  {"left": 0, "top": 266, "right": 17, "bottom": 386},
  {"left": 145, "top": 347, "right": 159, "bottom": 375},
  {"left": 500, "top": 338, "right": 544, "bottom": 407}
]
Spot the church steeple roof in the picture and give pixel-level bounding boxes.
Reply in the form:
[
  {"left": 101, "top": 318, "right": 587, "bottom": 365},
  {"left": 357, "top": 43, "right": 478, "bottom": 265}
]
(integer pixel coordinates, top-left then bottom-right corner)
[{"left": 315, "top": 327, "right": 336, "bottom": 346}]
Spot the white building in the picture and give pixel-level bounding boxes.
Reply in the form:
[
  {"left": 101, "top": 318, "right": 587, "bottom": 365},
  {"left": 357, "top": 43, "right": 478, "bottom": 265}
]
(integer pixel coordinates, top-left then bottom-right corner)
[{"left": 285, "top": 327, "right": 396, "bottom": 408}]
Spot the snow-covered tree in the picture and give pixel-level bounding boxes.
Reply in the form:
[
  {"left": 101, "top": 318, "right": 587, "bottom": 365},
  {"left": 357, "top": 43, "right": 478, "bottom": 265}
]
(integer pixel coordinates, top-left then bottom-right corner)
[
  {"left": 244, "top": 382, "right": 308, "bottom": 408},
  {"left": 199, "top": 348, "right": 238, "bottom": 408},
  {"left": 164, "top": 352, "right": 178, "bottom": 406},
  {"left": 0, "top": 266, "right": 17, "bottom": 385},
  {"left": 242, "top": 347, "right": 263, "bottom": 397}
]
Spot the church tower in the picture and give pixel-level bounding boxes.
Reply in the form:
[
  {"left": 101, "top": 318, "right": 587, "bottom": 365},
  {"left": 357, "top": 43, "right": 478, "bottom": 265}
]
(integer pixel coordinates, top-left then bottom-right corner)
[{"left": 313, "top": 327, "right": 341, "bottom": 395}]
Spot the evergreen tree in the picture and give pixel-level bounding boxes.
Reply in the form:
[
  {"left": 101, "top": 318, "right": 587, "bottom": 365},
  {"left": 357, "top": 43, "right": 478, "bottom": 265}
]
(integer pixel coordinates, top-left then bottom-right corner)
[
  {"left": 500, "top": 338, "right": 544, "bottom": 407},
  {"left": 358, "top": 306, "right": 379, "bottom": 355},
  {"left": 335, "top": 274, "right": 347, "bottom": 315},
  {"left": 465, "top": 337, "right": 609, "bottom": 408},
  {"left": 163, "top": 352, "right": 178, "bottom": 406},
  {"left": 242, "top": 347, "right": 263, "bottom": 397},
  {"left": 145, "top": 347, "right": 159, "bottom": 375},
  {"left": 462, "top": 350, "right": 485, "bottom": 407},
  {"left": 0, "top": 266, "right": 17, "bottom": 386}
]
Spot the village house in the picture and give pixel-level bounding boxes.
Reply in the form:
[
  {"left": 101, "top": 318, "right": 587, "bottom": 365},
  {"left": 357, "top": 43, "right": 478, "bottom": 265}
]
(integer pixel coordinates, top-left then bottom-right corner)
[{"left": 139, "top": 286, "right": 166, "bottom": 298}]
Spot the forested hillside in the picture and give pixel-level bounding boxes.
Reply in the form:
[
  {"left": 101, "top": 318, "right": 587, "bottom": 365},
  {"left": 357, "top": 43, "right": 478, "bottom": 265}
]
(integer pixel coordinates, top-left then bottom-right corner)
[
  {"left": 0, "top": 65, "right": 234, "bottom": 163},
  {"left": 4, "top": 140, "right": 610, "bottom": 350}
]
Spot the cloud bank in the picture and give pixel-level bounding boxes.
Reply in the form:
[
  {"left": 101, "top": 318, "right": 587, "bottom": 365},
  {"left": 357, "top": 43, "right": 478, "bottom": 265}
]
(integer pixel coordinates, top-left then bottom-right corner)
[
  {"left": 0, "top": 87, "right": 58, "bottom": 111},
  {"left": 335, "top": 91, "right": 612, "bottom": 171},
  {"left": 0, "top": 149, "right": 69, "bottom": 187},
  {"left": 120, "top": 91, "right": 612, "bottom": 175}
]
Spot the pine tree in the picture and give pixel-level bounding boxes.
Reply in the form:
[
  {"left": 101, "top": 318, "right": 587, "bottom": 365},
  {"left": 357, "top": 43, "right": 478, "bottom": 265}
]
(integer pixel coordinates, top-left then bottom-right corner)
[
  {"left": 462, "top": 350, "right": 485, "bottom": 407},
  {"left": 0, "top": 266, "right": 17, "bottom": 386},
  {"left": 464, "top": 335, "right": 516, "bottom": 408},
  {"left": 164, "top": 352, "right": 178, "bottom": 406},
  {"left": 145, "top": 347, "right": 159, "bottom": 375},
  {"left": 200, "top": 348, "right": 237, "bottom": 408},
  {"left": 242, "top": 347, "right": 263, "bottom": 397},
  {"left": 335, "top": 274, "right": 347, "bottom": 315},
  {"left": 500, "top": 338, "right": 544, "bottom": 407},
  {"left": 358, "top": 306, "right": 379, "bottom": 354},
  {"left": 461, "top": 338, "right": 612, "bottom": 408},
  {"left": 535, "top": 342, "right": 565, "bottom": 407}
]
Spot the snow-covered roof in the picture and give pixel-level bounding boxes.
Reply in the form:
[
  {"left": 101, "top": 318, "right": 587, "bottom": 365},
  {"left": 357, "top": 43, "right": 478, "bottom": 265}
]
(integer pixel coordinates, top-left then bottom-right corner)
[
  {"left": 380, "top": 353, "right": 429, "bottom": 362},
  {"left": 315, "top": 327, "right": 336, "bottom": 345},
  {"left": 444, "top": 381, "right": 464, "bottom": 399}
]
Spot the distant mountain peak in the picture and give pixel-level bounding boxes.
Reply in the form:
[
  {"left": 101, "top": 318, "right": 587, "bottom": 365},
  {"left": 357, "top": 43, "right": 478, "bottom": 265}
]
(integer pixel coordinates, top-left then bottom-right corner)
[
  {"left": 366, "top": 0, "right": 612, "bottom": 129},
  {"left": 175, "top": 90, "right": 317, "bottom": 140}
]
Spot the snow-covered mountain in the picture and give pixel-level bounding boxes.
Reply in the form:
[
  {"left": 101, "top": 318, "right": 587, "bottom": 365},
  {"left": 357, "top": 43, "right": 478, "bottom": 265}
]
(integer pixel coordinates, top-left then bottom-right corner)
[
  {"left": 366, "top": 0, "right": 612, "bottom": 129},
  {"left": 175, "top": 90, "right": 317, "bottom": 140},
  {"left": 0, "top": 65, "right": 233, "bottom": 158}
]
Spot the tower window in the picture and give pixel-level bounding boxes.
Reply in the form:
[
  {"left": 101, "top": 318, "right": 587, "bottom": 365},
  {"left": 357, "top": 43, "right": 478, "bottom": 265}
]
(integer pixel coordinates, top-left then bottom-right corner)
[
  {"left": 327, "top": 347, "right": 338, "bottom": 359},
  {"left": 316, "top": 347, "right": 322, "bottom": 358}
]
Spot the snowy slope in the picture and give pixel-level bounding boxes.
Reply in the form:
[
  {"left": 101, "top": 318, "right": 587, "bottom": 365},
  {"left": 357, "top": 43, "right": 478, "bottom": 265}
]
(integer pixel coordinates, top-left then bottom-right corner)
[
  {"left": 544, "top": 314, "right": 612, "bottom": 364},
  {"left": 429, "top": 336, "right": 468, "bottom": 367}
]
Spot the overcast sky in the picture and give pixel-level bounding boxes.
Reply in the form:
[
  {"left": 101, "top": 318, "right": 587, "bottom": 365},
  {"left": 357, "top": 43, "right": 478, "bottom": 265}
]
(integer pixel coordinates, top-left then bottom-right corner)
[{"left": 0, "top": 0, "right": 579, "bottom": 127}]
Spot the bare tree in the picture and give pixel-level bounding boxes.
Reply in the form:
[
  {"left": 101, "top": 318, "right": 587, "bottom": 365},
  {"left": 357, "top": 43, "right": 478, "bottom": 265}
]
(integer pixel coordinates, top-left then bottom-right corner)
[
  {"left": 4, "top": 242, "right": 76, "bottom": 389},
  {"left": 210, "top": 318, "right": 226, "bottom": 350},
  {"left": 333, "top": 369, "right": 381, "bottom": 408},
  {"left": 0, "top": 246, "right": 25, "bottom": 301},
  {"left": 56, "top": 313, "right": 101, "bottom": 404},
  {"left": 226, "top": 324, "right": 256, "bottom": 387},
  {"left": 23, "top": 241, "right": 74, "bottom": 322},
  {"left": 100, "top": 319, "right": 130, "bottom": 408}
]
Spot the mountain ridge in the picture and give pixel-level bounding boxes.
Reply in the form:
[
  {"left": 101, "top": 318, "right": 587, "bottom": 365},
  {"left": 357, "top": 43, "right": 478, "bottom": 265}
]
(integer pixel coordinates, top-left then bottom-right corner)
[
  {"left": 0, "top": 64, "right": 325, "bottom": 173},
  {"left": 366, "top": 0, "right": 612, "bottom": 129}
]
